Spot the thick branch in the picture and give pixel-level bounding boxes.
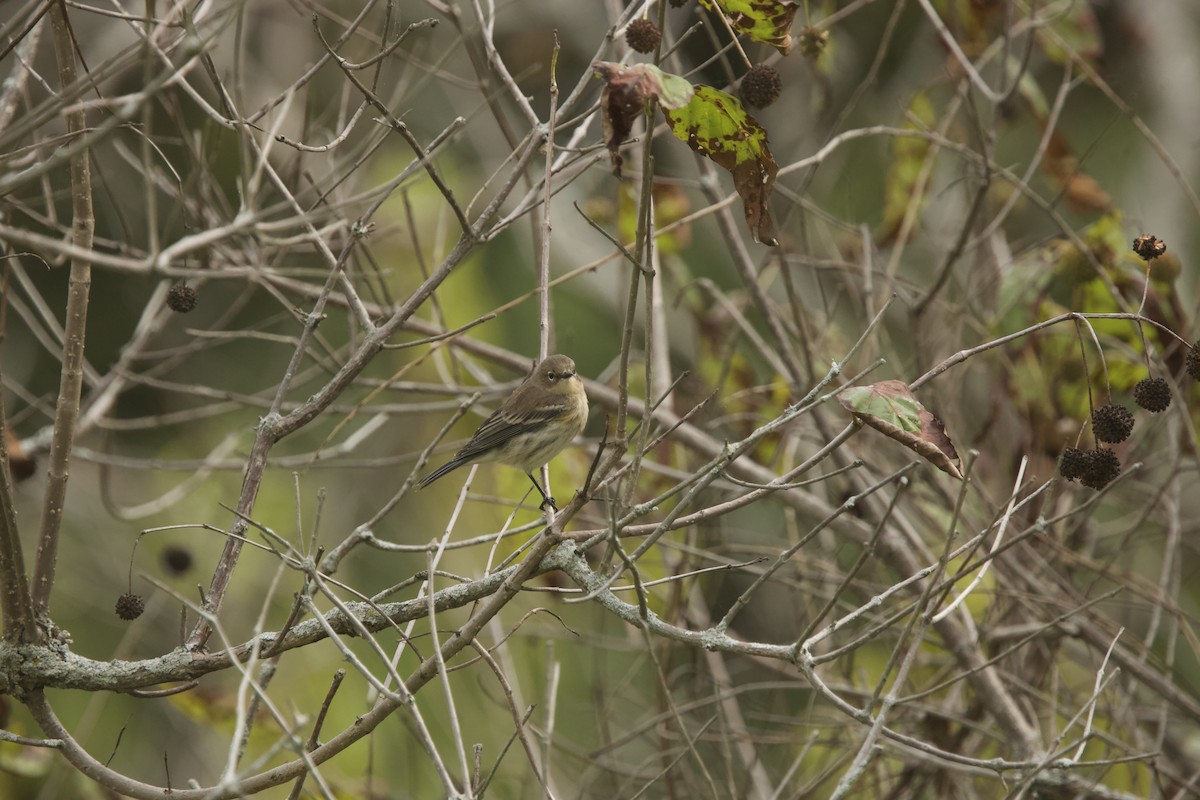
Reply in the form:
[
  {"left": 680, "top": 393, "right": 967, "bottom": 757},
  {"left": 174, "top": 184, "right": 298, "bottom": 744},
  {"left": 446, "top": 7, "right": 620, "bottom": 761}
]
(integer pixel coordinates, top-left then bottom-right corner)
[{"left": 4, "top": 554, "right": 542, "bottom": 694}]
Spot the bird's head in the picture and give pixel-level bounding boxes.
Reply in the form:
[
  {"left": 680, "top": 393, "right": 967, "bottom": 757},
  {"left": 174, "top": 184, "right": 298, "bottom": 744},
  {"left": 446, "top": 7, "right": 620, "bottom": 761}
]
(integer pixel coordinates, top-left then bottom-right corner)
[{"left": 534, "top": 354, "right": 579, "bottom": 395}]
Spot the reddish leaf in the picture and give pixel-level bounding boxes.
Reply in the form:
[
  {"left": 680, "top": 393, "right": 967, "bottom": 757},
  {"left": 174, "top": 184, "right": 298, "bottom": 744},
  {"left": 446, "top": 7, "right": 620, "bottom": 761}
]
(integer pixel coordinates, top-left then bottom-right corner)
[
  {"left": 838, "top": 380, "right": 962, "bottom": 479},
  {"left": 3, "top": 426, "right": 35, "bottom": 482}
]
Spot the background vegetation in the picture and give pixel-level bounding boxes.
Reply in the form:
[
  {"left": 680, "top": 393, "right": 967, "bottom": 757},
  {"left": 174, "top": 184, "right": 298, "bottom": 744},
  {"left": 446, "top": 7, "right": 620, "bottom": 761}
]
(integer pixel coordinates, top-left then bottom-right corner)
[{"left": 2, "top": 0, "right": 1199, "bottom": 797}]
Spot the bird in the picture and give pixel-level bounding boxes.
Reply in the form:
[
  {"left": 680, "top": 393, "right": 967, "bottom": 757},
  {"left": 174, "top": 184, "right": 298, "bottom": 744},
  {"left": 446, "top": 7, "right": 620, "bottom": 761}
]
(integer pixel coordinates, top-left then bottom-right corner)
[{"left": 418, "top": 354, "right": 589, "bottom": 510}]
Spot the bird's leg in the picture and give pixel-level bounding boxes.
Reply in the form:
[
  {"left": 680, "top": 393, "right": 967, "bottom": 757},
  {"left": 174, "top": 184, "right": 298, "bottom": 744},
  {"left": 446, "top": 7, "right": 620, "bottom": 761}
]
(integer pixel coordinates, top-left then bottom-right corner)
[{"left": 526, "top": 472, "right": 557, "bottom": 512}]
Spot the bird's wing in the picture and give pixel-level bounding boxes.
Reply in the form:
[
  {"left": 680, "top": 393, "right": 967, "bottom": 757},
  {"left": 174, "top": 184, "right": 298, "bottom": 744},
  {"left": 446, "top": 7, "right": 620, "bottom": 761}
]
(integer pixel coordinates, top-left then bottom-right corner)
[{"left": 451, "top": 400, "right": 567, "bottom": 462}]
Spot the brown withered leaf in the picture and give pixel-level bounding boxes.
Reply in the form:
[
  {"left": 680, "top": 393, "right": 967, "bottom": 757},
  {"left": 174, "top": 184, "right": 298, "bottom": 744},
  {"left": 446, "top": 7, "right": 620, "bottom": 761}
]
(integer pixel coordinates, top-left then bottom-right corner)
[
  {"left": 592, "top": 61, "right": 694, "bottom": 177},
  {"left": 3, "top": 427, "right": 35, "bottom": 482},
  {"left": 838, "top": 380, "right": 962, "bottom": 479},
  {"left": 1042, "top": 131, "right": 1111, "bottom": 214}
]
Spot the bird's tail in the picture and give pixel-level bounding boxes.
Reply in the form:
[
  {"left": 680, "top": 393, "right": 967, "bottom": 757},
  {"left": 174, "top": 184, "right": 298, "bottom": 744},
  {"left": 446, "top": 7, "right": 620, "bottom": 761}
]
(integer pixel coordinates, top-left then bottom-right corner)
[{"left": 417, "top": 458, "right": 466, "bottom": 489}]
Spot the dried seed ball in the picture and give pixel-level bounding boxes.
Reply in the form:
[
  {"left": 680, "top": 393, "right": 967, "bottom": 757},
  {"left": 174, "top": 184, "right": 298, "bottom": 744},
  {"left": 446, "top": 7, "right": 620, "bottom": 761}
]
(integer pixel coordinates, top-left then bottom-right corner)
[
  {"left": 162, "top": 546, "right": 194, "bottom": 576},
  {"left": 1080, "top": 447, "right": 1121, "bottom": 490},
  {"left": 1058, "top": 447, "right": 1088, "bottom": 482},
  {"left": 115, "top": 592, "right": 145, "bottom": 620},
  {"left": 1091, "top": 403, "right": 1134, "bottom": 444},
  {"left": 1131, "top": 234, "right": 1166, "bottom": 261},
  {"left": 741, "top": 64, "right": 782, "bottom": 108},
  {"left": 1132, "top": 377, "right": 1171, "bottom": 413},
  {"left": 1187, "top": 341, "right": 1200, "bottom": 381},
  {"left": 626, "top": 18, "right": 661, "bottom": 54},
  {"left": 1148, "top": 251, "right": 1181, "bottom": 283},
  {"left": 167, "top": 283, "right": 198, "bottom": 313}
]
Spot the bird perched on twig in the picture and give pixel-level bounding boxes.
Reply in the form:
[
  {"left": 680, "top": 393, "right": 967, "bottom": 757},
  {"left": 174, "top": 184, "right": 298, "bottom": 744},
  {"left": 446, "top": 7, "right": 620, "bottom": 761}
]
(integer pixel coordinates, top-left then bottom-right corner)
[{"left": 418, "top": 354, "right": 589, "bottom": 510}]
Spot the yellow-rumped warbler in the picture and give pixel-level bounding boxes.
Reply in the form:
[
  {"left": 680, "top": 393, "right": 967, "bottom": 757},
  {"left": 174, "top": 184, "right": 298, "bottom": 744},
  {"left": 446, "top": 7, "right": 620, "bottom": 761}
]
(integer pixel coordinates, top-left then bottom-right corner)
[{"left": 418, "top": 354, "right": 589, "bottom": 509}]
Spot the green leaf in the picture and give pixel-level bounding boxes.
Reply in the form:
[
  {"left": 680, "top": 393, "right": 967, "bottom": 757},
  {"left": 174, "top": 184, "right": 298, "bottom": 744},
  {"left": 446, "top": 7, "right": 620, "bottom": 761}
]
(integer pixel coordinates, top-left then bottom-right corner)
[
  {"left": 879, "top": 91, "right": 935, "bottom": 245},
  {"left": 618, "top": 183, "right": 693, "bottom": 255},
  {"left": 1037, "top": 2, "right": 1102, "bottom": 67},
  {"left": 699, "top": 0, "right": 799, "bottom": 55},
  {"left": 642, "top": 64, "right": 695, "bottom": 110},
  {"left": 662, "top": 85, "right": 779, "bottom": 246},
  {"left": 1012, "top": 64, "right": 1049, "bottom": 121}
]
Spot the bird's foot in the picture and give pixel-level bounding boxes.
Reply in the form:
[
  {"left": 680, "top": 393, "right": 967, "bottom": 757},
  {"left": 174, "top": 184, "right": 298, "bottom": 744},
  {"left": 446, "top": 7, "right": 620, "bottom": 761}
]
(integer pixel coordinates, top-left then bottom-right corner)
[{"left": 539, "top": 495, "right": 559, "bottom": 513}]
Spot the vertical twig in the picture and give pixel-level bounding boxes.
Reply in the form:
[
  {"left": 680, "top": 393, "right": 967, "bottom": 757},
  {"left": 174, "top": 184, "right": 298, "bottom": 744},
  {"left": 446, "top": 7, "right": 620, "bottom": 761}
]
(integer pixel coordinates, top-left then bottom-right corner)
[
  {"left": 31, "top": 0, "right": 95, "bottom": 617},
  {"left": 537, "top": 32, "right": 560, "bottom": 502},
  {"left": 0, "top": 363, "right": 39, "bottom": 642}
]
